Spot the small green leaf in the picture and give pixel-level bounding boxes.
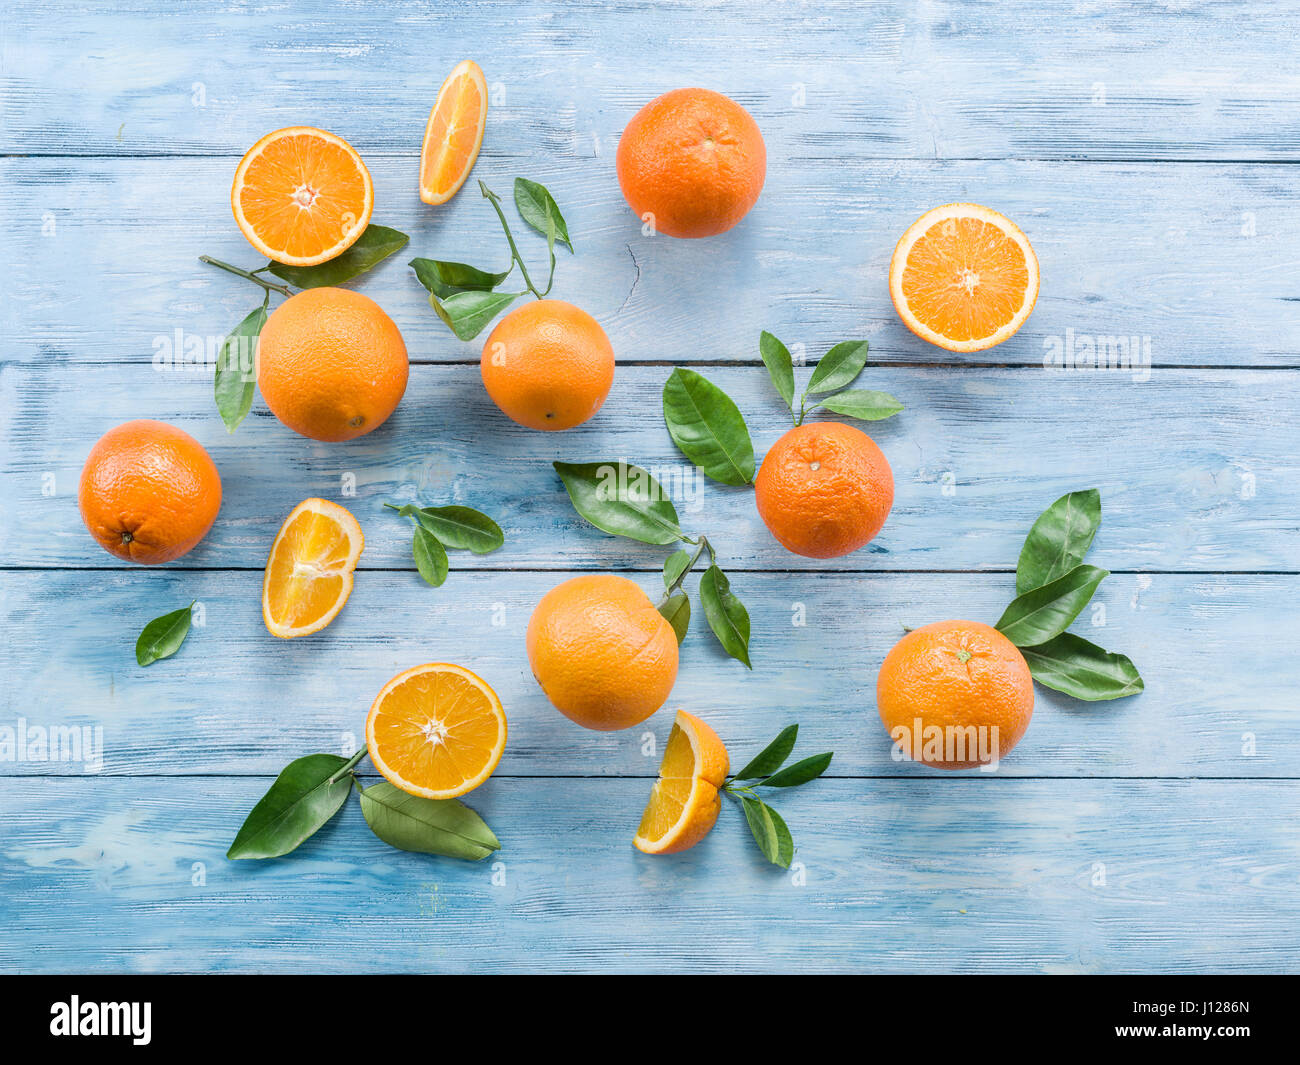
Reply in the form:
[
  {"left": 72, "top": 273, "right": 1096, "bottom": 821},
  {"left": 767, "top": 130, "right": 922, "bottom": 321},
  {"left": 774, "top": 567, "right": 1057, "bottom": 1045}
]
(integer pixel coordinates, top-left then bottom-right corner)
[
  {"left": 1020, "top": 632, "right": 1144, "bottom": 701},
  {"left": 1016, "top": 489, "right": 1103, "bottom": 594},
  {"left": 412, "top": 506, "right": 504, "bottom": 554},
  {"left": 805, "top": 340, "right": 870, "bottom": 396},
  {"left": 764, "top": 803, "right": 795, "bottom": 868},
  {"left": 740, "top": 796, "right": 783, "bottom": 866},
  {"left": 513, "top": 177, "right": 573, "bottom": 252},
  {"left": 429, "top": 288, "right": 521, "bottom": 341},
  {"left": 410, "top": 257, "right": 511, "bottom": 298},
  {"left": 359, "top": 780, "right": 500, "bottom": 860},
  {"left": 268, "top": 224, "right": 410, "bottom": 288},
  {"left": 658, "top": 591, "right": 690, "bottom": 644},
  {"left": 135, "top": 602, "right": 195, "bottom": 667},
  {"left": 734, "top": 724, "right": 798, "bottom": 780},
  {"left": 663, "top": 548, "right": 692, "bottom": 590},
  {"left": 760, "top": 751, "right": 833, "bottom": 788},
  {"left": 213, "top": 303, "right": 267, "bottom": 434},
  {"left": 759, "top": 331, "right": 796, "bottom": 413},
  {"left": 815, "top": 389, "right": 904, "bottom": 422},
  {"left": 995, "top": 564, "right": 1109, "bottom": 647},
  {"left": 413, "top": 526, "right": 449, "bottom": 587},
  {"left": 699, "top": 565, "right": 752, "bottom": 668},
  {"left": 227, "top": 753, "right": 353, "bottom": 859},
  {"left": 662, "top": 368, "right": 756, "bottom": 486},
  {"left": 553, "top": 461, "right": 683, "bottom": 545}
]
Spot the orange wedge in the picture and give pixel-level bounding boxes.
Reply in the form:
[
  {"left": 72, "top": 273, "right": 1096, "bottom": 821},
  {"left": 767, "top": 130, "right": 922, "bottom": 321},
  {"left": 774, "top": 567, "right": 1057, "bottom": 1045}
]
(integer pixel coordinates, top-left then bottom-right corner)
[
  {"left": 262, "top": 499, "right": 364, "bottom": 639},
  {"left": 366, "top": 663, "right": 507, "bottom": 799},
  {"left": 889, "top": 203, "right": 1039, "bottom": 352},
  {"left": 231, "top": 126, "right": 374, "bottom": 266},
  {"left": 419, "top": 60, "right": 488, "bottom": 205},
  {"left": 634, "top": 710, "right": 730, "bottom": 855}
]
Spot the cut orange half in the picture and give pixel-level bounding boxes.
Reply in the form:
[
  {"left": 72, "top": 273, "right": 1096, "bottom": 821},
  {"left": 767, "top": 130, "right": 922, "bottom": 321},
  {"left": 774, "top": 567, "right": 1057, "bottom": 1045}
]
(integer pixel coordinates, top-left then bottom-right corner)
[
  {"left": 366, "top": 663, "right": 507, "bottom": 799},
  {"left": 889, "top": 203, "right": 1039, "bottom": 352},
  {"left": 232, "top": 126, "right": 374, "bottom": 266},
  {"left": 419, "top": 60, "right": 488, "bottom": 205},
  {"left": 262, "top": 499, "right": 364, "bottom": 639},
  {"left": 634, "top": 710, "right": 730, "bottom": 855}
]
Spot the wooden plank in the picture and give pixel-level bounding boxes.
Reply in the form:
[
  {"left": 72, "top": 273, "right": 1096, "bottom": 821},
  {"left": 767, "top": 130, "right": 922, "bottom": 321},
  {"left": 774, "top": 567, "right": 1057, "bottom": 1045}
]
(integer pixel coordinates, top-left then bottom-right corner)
[
  {"left": 0, "top": 570, "right": 1289, "bottom": 779},
  {"left": 2, "top": 364, "right": 1294, "bottom": 571},
  {"left": 4, "top": 157, "right": 1299, "bottom": 368},
  {"left": 2, "top": 777, "right": 1296, "bottom": 973},
  {"left": 5, "top": 1, "right": 1300, "bottom": 161}
]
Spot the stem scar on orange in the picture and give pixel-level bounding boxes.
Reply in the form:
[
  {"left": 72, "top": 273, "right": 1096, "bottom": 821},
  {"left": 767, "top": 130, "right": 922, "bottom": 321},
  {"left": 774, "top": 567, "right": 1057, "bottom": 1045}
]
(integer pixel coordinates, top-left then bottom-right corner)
[{"left": 420, "top": 60, "right": 488, "bottom": 205}]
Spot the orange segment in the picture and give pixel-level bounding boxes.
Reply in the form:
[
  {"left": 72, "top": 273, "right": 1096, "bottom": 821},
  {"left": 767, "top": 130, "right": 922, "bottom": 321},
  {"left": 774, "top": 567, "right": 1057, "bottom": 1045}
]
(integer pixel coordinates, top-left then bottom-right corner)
[
  {"left": 889, "top": 203, "right": 1039, "bottom": 353},
  {"left": 232, "top": 126, "right": 374, "bottom": 266},
  {"left": 262, "top": 499, "right": 364, "bottom": 638},
  {"left": 366, "top": 664, "right": 507, "bottom": 799},
  {"left": 420, "top": 60, "right": 488, "bottom": 205},
  {"left": 634, "top": 710, "right": 729, "bottom": 855}
]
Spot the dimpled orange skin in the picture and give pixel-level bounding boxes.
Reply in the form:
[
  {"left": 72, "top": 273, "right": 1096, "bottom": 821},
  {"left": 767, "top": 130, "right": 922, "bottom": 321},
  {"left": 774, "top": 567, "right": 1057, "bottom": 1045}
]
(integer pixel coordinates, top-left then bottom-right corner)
[
  {"left": 876, "top": 620, "right": 1035, "bottom": 770},
  {"left": 526, "top": 574, "right": 679, "bottom": 731},
  {"left": 754, "top": 422, "right": 894, "bottom": 559},
  {"left": 257, "top": 287, "right": 408, "bottom": 442},
  {"left": 616, "top": 88, "right": 766, "bottom": 239},
  {"left": 480, "top": 300, "right": 615, "bottom": 431},
  {"left": 78, "top": 420, "right": 222, "bottom": 564}
]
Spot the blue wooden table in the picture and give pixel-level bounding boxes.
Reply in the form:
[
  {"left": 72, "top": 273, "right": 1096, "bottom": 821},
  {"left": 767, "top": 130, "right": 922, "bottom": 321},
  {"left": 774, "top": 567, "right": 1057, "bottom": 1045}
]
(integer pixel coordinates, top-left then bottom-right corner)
[{"left": 3, "top": 0, "right": 1298, "bottom": 974}]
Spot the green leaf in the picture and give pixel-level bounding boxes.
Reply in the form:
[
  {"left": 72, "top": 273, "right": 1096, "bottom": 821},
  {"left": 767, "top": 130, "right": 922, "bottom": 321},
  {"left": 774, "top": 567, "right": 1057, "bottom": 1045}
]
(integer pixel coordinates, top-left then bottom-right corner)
[
  {"left": 658, "top": 592, "right": 690, "bottom": 644},
  {"left": 135, "top": 602, "right": 195, "bottom": 666},
  {"left": 429, "top": 288, "right": 520, "bottom": 341},
  {"left": 661, "top": 368, "right": 756, "bottom": 486},
  {"left": 268, "top": 224, "right": 410, "bottom": 288},
  {"left": 213, "top": 303, "right": 267, "bottom": 434},
  {"left": 359, "top": 780, "right": 500, "bottom": 860},
  {"left": 759, "top": 331, "right": 796, "bottom": 412},
  {"left": 663, "top": 548, "right": 693, "bottom": 590},
  {"left": 740, "top": 796, "right": 786, "bottom": 866},
  {"left": 513, "top": 177, "right": 573, "bottom": 252},
  {"left": 995, "top": 564, "right": 1109, "bottom": 647},
  {"left": 761, "top": 751, "right": 833, "bottom": 788},
  {"left": 553, "top": 461, "right": 683, "bottom": 545},
  {"left": 734, "top": 724, "right": 798, "bottom": 780},
  {"left": 410, "top": 257, "right": 511, "bottom": 298},
  {"left": 1016, "top": 489, "right": 1103, "bottom": 594},
  {"left": 815, "top": 389, "right": 904, "bottom": 422},
  {"left": 412, "top": 506, "right": 504, "bottom": 554},
  {"left": 805, "top": 340, "right": 869, "bottom": 396},
  {"left": 764, "top": 803, "right": 795, "bottom": 868},
  {"left": 413, "top": 526, "right": 449, "bottom": 587},
  {"left": 699, "top": 565, "right": 752, "bottom": 668},
  {"left": 227, "top": 754, "right": 353, "bottom": 859},
  {"left": 1020, "top": 632, "right": 1145, "bottom": 701}
]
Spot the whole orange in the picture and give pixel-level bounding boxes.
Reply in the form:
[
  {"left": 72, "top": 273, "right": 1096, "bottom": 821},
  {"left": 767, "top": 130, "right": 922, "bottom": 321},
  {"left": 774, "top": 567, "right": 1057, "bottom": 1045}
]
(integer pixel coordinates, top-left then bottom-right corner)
[
  {"left": 480, "top": 300, "right": 614, "bottom": 431},
  {"left": 257, "top": 287, "right": 408, "bottom": 442},
  {"left": 876, "top": 620, "right": 1034, "bottom": 770},
  {"left": 526, "top": 574, "right": 678, "bottom": 731},
  {"left": 754, "top": 422, "right": 894, "bottom": 558},
  {"left": 616, "top": 88, "right": 766, "bottom": 239},
  {"left": 78, "top": 419, "right": 222, "bottom": 564}
]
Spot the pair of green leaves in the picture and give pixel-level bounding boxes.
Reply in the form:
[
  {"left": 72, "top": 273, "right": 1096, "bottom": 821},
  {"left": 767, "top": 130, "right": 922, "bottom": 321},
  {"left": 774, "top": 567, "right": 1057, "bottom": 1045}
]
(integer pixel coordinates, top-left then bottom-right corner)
[
  {"left": 227, "top": 749, "right": 499, "bottom": 862},
  {"left": 761, "top": 332, "right": 904, "bottom": 428},
  {"left": 410, "top": 178, "right": 572, "bottom": 340},
  {"left": 384, "top": 502, "right": 505, "bottom": 587},
  {"left": 135, "top": 601, "right": 196, "bottom": 666},
  {"left": 722, "top": 725, "right": 833, "bottom": 867},
  {"left": 992, "top": 489, "right": 1144, "bottom": 701},
  {"left": 553, "top": 461, "right": 752, "bottom": 668},
  {"left": 210, "top": 224, "right": 411, "bottom": 433}
]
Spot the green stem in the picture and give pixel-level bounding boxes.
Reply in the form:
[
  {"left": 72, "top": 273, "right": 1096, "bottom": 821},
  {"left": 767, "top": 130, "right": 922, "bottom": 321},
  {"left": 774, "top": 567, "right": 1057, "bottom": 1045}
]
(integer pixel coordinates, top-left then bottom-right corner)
[
  {"left": 480, "top": 181, "right": 542, "bottom": 298},
  {"left": 328, "top": 747, "right": 367, "bottom": 785},
  {"left": 658, "top": 535, "right": 713, "bottom": 606},
  {"left": 200, "top": 255, "right": 294, "bottom": 298}
]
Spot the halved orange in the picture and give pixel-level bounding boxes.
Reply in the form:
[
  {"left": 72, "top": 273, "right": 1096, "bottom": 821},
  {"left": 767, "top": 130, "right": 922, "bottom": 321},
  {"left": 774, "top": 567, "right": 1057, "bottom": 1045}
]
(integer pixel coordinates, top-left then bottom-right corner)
[
  {"left": 419, "top": 60, "right": 488, "bottom": 205},
  {"left": 262, "top": 499, "right": 364, "bottom": 639},
  {"left": 232, "top": 126, "right": 374, "bottom": 266},
  {"left": 889, "top": 203, "right": 1039, "bottom": 352},
  {"left": 634, "top": 710, "right": 730, "bottom": 855},
  {"left": 366, "top": 663, "right": 507, "bottom": 799}
]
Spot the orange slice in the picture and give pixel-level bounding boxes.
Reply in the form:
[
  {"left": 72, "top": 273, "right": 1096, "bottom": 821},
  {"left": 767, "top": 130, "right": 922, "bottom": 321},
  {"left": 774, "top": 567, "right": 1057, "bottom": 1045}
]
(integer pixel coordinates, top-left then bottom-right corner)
[
  {"left": 231, "top": 126, "right": 374, "bottom": 267},
  {"left": 634, "top": 710, "right": 730, "bottom": 855},
  {"left": 262, "top": 499, "right": 364, "bottom": 639},
  {"left": 366, "top": 663, "right": 507, "bottom": 799},
  {"left": 889, "top": 203, "right": 1039, "bottom": 352},
  {"left": 419, "top": 60, "right": 488, "bottom": 205}
]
